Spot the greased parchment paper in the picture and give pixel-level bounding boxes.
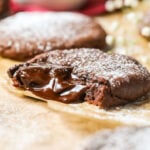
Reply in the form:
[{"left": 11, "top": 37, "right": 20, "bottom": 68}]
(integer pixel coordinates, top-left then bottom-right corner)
[{"left": 0, "top": 1, "right": 150, "bottom": 150}]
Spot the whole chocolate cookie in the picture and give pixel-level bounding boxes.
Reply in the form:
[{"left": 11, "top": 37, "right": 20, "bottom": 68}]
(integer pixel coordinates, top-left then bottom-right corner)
[
  {"left": 140, "top": 11, "right": 150, "bottom": 40},
  {"left": 78, "top": 126, "right": 150, "bottom": 150},
  {"left": 0, "top": 12, "right": 107, "bottom": 61},
  {"left": 8, "top": 48, "right": 150, "bottom": 108}
]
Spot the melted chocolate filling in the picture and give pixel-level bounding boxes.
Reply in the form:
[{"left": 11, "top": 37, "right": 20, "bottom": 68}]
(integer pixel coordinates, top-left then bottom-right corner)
[{"left": 12, "top": 64, "right": 87, "bottom": 103}]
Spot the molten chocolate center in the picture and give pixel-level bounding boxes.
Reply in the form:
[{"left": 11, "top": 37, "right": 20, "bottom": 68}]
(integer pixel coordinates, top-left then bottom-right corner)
[{"left": 13, "top": 64, "right": 87, "bottom": 103}]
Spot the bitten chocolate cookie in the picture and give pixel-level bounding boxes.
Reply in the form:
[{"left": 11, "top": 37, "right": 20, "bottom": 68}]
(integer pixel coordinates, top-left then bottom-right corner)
[
  {"left": 0, "top": 0, "right": 9, "bottom": 18},
  {"left": 8, "top": 48, "right": 150, "bottom": 108},
  {"left": 0, "top": 12, "right": 107, "bottom": 61},
  {"left": 140, "top": 11, "right": 150, "bottom": 40},
  {"left": 78, "top": 126, "right": 150, "bottom": 150}
]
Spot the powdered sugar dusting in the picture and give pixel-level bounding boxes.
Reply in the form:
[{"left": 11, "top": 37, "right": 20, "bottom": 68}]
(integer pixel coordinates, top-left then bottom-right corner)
[
  {"left": 44, "top": 48, "right": 150, "bottom": 86},
  {"left": 0, "top": 12, "right": 102, "bottom": 56},
  {"left": 0, "top": 12, "right": 90, "bottom": 36}
]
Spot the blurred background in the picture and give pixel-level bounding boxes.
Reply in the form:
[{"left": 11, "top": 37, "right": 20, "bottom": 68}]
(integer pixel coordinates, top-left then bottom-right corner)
[
  {"left": 10, "top": 0, "right": 142, "bottom": 16},
  {"left": 10, "top": 0, "right": 106, "bottom": 15}
]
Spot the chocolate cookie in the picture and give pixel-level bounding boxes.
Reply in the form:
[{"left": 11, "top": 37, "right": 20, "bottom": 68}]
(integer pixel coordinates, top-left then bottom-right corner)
[
  {"left": 0, "top": 12, "right": 107, "bottom": 61},
  {"left": 78, "top": 126, "right": 150, "bottom": 150},
  {"left": 8, "top": 48, "right": 150, "bottom": 108},
  {"left": 140, "top": 11, "right": 150, "bottom": 40},
  {"left": 0, "top": 0, "right": 9, "bottom": 18}
]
